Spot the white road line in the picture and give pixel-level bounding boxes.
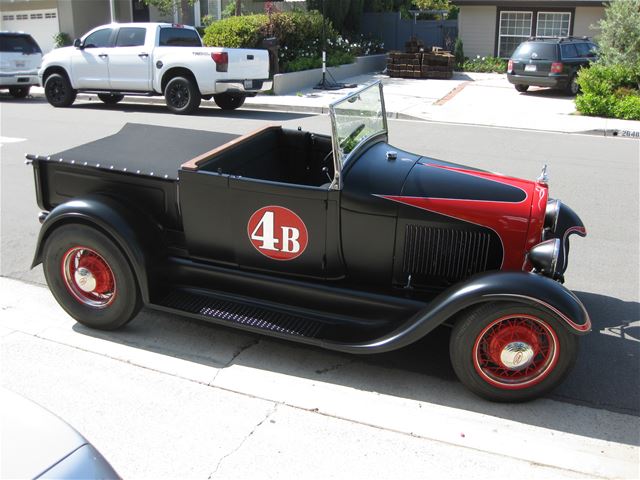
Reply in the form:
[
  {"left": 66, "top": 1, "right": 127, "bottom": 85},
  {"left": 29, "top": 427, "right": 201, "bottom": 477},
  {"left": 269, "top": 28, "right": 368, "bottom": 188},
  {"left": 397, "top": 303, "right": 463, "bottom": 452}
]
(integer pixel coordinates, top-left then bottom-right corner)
[{"left": 0, "top": 136, "right": 27, "bottom": 146}]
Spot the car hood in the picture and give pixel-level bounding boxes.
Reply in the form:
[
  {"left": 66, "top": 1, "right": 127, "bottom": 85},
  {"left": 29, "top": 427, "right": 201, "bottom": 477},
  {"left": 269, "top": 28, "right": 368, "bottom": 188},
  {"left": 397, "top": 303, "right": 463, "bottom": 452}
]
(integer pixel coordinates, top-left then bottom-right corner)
[
  {"left": 379, "top": 155, "right": 547, "bottom": 270},
  {"left": 1, "top": 388, "right": 88, "bottom": 479}
]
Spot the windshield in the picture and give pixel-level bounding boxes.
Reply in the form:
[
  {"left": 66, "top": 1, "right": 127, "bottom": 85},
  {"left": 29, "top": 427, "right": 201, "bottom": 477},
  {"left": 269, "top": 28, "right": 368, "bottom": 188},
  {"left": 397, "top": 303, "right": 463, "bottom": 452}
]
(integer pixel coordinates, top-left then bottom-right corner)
[
  {"left": 329, "top": 81, "right": 387, "bottom": 168},
  {"left": 512, "top": 42, "right": 557, "bottom": 60}
]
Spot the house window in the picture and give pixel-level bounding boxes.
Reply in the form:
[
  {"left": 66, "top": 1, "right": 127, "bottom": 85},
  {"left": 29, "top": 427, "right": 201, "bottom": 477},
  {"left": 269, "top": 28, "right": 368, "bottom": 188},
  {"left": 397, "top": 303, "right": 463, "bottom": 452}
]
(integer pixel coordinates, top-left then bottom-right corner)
[
  {"left": 537, "top": 12, "right": 571, "bottom": 37},
  {"left": 498, "top": 11, "right": 532, "bottom": 58}
]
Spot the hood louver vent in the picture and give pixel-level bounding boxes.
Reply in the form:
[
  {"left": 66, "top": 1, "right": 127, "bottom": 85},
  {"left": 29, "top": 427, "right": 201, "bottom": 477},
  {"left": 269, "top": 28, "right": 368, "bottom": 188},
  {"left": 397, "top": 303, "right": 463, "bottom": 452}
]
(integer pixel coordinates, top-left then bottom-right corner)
[{"left": 403, "top": 225, "right": 491, "bottom": 281}]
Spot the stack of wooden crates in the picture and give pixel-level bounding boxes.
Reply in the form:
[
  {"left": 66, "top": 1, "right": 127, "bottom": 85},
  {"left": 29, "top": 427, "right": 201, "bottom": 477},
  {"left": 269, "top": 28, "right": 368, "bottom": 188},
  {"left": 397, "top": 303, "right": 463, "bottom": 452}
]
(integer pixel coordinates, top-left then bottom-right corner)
[{"left": 386, "top": 37, "right": 455, "bottom": 80}]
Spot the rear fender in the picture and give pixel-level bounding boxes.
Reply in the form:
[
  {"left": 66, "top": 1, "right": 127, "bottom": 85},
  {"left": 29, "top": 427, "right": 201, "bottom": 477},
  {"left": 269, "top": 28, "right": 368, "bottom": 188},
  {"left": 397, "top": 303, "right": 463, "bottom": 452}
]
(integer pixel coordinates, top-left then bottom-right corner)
[
  {"left": 32, "top": 194, "right": 164, "bottom": 303},
  {"left": 327, "top": 271, "right": 590, "bottom": 354}
]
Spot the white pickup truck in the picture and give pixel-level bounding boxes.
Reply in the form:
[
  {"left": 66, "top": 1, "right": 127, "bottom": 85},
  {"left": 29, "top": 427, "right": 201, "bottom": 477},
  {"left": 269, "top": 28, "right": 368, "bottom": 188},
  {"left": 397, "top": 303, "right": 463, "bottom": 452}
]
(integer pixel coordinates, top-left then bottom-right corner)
[{"left": 39, "top": 22, "right": 271, "bottom": 114}]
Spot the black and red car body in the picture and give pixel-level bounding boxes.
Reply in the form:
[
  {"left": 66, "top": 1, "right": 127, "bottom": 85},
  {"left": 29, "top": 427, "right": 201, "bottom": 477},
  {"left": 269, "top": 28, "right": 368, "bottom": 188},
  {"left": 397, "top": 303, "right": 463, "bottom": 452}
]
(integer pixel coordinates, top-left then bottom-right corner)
[{"left": 27, "top": 81, "right": 589, "bottom": 401}]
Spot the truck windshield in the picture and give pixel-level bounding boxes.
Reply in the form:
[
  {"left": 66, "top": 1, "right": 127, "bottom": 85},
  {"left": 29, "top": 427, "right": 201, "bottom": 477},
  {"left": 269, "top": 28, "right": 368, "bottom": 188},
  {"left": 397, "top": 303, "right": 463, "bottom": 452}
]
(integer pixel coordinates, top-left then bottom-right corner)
[
  {"left": 330, "top": 82, "right": 387, "bottom": 168},
  {"left": 159, "top": 28, "right": 201, "bottom": 47}
]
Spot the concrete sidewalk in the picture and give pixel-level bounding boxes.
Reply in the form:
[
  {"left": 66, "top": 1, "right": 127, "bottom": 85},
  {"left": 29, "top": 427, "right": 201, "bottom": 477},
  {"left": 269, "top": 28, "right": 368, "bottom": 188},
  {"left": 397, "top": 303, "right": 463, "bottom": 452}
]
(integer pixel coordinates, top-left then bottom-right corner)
[
  {"left": 28, "top": 71, "right": 640, "bottom": 137},
  {"left": 1, "top": 277, "right": 638, "bottom": 479}
]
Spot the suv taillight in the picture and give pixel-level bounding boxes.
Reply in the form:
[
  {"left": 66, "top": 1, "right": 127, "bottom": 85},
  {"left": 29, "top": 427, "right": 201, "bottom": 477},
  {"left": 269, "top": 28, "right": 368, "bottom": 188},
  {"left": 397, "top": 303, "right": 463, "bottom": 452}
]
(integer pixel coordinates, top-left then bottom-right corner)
[
  {"left": 551, "top": 62, "right": 563, "bottom": 74},
  {"left": 212, "top": 52, "right": 228, "bottom": 72},
  {"left": 507, "top": 59, "right": 513, "bottom": 73}
]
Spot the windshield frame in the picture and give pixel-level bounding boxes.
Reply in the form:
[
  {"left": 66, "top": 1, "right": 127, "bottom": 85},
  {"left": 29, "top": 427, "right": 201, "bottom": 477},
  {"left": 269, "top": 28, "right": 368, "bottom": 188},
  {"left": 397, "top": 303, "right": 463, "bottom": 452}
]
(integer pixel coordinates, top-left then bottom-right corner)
[{"left": 328, "top": 81, "right": 388, "bottom": 189}]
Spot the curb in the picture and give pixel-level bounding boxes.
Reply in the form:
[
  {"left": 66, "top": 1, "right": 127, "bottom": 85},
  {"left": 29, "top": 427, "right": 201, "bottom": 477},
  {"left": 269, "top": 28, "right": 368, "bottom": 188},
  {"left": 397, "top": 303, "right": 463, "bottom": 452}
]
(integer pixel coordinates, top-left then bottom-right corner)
[{"left": 26, "top": 91, "right": 632, "bottom": 139}]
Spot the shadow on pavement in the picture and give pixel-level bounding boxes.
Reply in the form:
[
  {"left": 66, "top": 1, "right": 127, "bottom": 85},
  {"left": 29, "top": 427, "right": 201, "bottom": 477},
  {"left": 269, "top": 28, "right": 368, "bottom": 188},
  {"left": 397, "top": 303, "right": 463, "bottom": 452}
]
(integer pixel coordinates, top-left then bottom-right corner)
[
  {"left": 64, "top": 101, "right": 316, "bottom": 122},
  {"left": 518, "top": 88, "right": 574, "bottom": 100},
  {"left": 74, "top": 289, "right": 639, "bottom": 447}
]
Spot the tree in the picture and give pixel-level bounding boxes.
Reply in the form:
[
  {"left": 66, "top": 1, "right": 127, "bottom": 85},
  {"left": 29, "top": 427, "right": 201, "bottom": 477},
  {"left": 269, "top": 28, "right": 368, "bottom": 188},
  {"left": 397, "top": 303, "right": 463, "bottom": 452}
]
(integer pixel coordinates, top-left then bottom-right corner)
[
  {"left": 412, "top": 0, "right": 450, "bottom": 10},
  {"left": 307, "top": 0, "right": 358, "bottom": 33},
  {"left": 142, "top": 0, "right": 195, "bottom": 22},
  {"left": 594, "top": 0, "right": 640, "bottom": 66}
]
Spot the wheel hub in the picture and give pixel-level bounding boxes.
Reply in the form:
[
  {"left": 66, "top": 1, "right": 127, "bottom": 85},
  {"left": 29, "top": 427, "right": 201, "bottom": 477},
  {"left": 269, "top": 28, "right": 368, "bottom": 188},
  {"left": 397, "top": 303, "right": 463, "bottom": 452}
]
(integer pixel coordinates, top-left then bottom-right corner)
[
  {"left": 499, "top": 341, "right": 534, "bottom": 369},
  {"left": 74, "top": 266, "right": 97, "bottom": 292}
]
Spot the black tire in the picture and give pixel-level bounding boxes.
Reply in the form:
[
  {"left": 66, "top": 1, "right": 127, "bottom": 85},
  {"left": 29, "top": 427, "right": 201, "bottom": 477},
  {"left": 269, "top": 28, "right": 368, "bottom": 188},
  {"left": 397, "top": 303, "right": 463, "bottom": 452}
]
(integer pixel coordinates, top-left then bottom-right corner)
[
  {"left": 213, "top": 93, "right": 246, "bottom": 110},
  {"left": 515, "top": 84, "right": 529, "bottom": 93},
  {"left": 98, "top": 93, "right": 124, "bottom": 104},
  {"left": 9, "top": 86, "right": 30, "bottom": 98},
  {"left": 42, "top": 224, "right": 142, "bottom": 330},
  {"left": 164, "top": 76, "right": 201, "bottom": 114},
  {"left": 44, "top": 73, "right": 77, "bottom": 107},
  {"left": 449, "top": 302, "right": 578, "bottom": 402},
  {"left": 566, "top": 74, "right": 580, "bottom": 96}
]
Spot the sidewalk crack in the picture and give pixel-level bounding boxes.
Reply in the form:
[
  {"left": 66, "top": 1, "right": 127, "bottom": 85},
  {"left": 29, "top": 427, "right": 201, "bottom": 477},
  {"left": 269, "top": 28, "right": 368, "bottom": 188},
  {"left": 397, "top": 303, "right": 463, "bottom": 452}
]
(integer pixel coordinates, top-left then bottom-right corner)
[
  {"left": 207, "top": 403, "right": 278, "bottom": 479},
  {"left": 208, "top": 338, "right": 260, "bottom": 385}
]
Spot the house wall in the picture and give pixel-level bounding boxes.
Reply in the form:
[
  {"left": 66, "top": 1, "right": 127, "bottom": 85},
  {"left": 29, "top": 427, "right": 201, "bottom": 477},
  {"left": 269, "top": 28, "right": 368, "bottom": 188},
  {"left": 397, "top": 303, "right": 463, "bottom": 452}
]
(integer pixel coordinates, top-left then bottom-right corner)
[
  {"left": 458, "top": 5, "right": 496, "bottom": 58},
  {"left": 0, "top": 0, "right": 58, "bottom": 11},
  {"left": 573, "top": 5, "right": 604, "bottom": 39}
]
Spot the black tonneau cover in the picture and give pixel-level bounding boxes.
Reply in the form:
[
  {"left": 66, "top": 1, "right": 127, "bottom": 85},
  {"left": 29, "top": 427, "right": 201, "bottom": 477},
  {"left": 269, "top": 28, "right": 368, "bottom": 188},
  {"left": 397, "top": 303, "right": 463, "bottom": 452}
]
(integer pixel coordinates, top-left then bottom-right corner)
[{"left": 26, "top": 123, "right": 239, "bottom": 181}]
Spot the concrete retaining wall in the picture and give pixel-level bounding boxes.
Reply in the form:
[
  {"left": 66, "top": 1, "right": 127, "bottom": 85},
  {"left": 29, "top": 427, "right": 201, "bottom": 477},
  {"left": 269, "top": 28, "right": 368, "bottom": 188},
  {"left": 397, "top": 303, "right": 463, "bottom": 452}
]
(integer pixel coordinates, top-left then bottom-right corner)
[{"left": 273, "top": 54, "right": 387, "bottom": 95}]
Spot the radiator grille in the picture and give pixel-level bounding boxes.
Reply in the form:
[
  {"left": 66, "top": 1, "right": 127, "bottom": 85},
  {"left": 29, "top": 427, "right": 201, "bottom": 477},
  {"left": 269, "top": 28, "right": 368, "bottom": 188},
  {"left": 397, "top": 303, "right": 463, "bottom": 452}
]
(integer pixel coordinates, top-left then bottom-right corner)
[{"left": 402, "top": 225, "right": 491, "bottom": 281}]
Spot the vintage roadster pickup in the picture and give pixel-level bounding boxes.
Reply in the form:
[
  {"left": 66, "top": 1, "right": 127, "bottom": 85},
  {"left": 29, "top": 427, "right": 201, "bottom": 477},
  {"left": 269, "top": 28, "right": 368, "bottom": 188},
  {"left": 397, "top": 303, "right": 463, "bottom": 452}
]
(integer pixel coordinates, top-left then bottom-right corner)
[{"left": 28, "top": 82, "right": 589, "bottom": 402}]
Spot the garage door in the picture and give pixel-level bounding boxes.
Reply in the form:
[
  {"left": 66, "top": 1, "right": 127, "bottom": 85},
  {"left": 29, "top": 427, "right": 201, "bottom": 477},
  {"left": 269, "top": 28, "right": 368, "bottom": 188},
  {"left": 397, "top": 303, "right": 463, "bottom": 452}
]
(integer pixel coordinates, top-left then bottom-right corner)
[{"left": 1, "top": 9, "right": 59, "bottom": 53}]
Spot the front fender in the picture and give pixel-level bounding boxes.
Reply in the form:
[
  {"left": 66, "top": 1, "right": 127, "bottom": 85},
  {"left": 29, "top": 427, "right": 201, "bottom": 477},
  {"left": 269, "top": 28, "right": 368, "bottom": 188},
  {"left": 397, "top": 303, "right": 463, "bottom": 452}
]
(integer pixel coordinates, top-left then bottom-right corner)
[
  {"left": 32, "top": 194, "right": 164, "bottom": 303},
  {"left": 324, "top": 271, "right": 590, "bottom": 354}
]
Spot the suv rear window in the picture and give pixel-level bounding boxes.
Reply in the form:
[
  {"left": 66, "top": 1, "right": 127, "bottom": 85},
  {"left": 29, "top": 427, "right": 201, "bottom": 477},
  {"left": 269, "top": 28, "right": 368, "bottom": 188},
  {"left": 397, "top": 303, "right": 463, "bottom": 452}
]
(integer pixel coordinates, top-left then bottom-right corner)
[
  {"left": 512, "top": 42, "right": 557, "bottom": 60},
  {"left": 0, "top": 34, "right": 41, "bottom": 54},
  {"left": 159, "top": 28, "right": 201, "bottom": 47}
]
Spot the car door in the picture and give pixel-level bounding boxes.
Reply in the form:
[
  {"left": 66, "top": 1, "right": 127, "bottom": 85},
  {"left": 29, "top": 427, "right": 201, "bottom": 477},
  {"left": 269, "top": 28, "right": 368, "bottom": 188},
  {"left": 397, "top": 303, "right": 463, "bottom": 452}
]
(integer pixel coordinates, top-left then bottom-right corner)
[
  {"left": 108, "top": 26, "right": 151, "bottom": 91},
  {"left": 71, "top": 27, "right": 113, "bottom": 89},
  {"left": 228, "top": 178, "right": 329, "bottom": 278}
]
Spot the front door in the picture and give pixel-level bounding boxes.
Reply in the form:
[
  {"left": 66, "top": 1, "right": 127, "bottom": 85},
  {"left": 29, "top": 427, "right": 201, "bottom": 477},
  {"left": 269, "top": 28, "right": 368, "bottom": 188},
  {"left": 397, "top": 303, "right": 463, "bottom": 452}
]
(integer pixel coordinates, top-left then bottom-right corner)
[
  {"left": 229, "top": 178, "right": 328, "bottom": 278},
  {"left": 71, "top": 27, "right": 113, "bottom": 89}
]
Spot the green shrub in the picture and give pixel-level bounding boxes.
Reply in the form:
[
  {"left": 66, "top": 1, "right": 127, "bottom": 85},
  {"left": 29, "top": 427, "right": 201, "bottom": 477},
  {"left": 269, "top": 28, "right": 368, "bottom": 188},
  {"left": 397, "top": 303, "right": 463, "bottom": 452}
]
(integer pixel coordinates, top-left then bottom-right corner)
[
  {"left": 575, "top": 63, "right": 640, "bottom": 119},
  {"left": 453, "top": 37, "right": 464, "bottom": 68},
  {"left": 594, "top": 0, "right": 640, "bottom": 67},
  {"left": 53, "top": 32, "right": 72, "bottom": 48},
  {"left": 460, "top": 56, "right": 507, "bottom": 73},
  {"left": 203, "top": 11, "right": 378, "bottom": 73}
]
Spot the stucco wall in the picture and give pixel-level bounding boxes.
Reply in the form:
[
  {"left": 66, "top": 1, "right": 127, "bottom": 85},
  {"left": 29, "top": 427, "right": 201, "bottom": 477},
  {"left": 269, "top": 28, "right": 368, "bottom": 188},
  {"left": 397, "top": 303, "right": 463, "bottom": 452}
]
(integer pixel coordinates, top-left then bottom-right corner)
[
  {"left": 0, "top": 0, "right": 57, "bottom": 11},
  {"left": 573, "top": 6, "right": 604, "bottom": 40},
  {"left": 458, "top": 5, "right": 497, "bottom": 58}
]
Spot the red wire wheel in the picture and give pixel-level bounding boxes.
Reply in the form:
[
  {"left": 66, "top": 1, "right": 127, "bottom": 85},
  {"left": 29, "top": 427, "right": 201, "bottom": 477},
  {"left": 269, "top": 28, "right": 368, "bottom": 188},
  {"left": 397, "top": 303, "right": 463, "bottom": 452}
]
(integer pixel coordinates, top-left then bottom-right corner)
[
  {"left": 449, "top": 302, "right": 578, "bottom": 402},
  {"left": 472, "top": 314, "right": 559, "bottom": 390},
  {"left": 61, "top": 246, "right": 117, "bottom": 308}
]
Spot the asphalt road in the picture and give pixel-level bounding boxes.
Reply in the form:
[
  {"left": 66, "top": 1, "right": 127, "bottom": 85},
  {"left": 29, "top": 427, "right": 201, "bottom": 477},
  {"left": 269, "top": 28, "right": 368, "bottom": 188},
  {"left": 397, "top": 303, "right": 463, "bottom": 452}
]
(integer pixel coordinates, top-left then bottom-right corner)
[{"left": 1, "top": 95, "right": 639, "bottom": 419}]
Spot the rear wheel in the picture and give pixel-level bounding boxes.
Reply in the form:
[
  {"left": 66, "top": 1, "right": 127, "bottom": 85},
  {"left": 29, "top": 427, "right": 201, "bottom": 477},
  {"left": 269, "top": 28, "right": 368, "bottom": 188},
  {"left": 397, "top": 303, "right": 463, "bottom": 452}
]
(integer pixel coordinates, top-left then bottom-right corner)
[
  {"left": 515, "top": 84, "right": 529, "bottom": 93},
  {"left": 566, "top": 74, "right": 580, "bottom": 96},
  {"left": 450, "top": 302, "right": 578, "bottom": 402},
  {"left": 44, "top": 73, "right": 77, "bottom": 107},
  {"left": 213, "top": 93, "right": 246, "bottom": 110},
  {"left": 43, "top": 224, "right": 142, "bottom": 330},
  {"left": 165, "top": 76, "right": 201, "bottom": 114},
  {"left": 9, "top": 86, "right": 30, "bottom": 98},
  {"left": 98, "top": 93, "right": 124, "bottom": 104}
]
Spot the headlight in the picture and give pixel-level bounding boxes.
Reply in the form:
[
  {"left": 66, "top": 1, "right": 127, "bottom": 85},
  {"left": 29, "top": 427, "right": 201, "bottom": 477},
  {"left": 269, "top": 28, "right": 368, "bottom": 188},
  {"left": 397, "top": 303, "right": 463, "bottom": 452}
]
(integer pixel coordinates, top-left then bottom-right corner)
[
  {"left": 528, "top": 238, "right": 561, "bottom": 278},
  {"left": 544, "top": 198, "right": 561, "bottom": 232}
]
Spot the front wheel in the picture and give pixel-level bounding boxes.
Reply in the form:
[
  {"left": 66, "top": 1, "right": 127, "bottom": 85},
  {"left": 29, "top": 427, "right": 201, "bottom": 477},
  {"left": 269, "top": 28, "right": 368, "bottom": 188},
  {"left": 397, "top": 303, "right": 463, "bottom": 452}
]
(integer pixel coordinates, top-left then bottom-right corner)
[
  {"left": 449, "top": 302, "right": 578, "bottom": 402},
  {"left": 44, "top": 73, "right": 77, "bottom": 107},
  {"left": 9, "top": 86, "right": 30, "bottom": 98},
  {"left": 213, "top": 93, "right": 246, "bottom": 110},
  {"left": 515, "top": 84, "right": 529, "bottom": 93},
  {"left": 165, "top": 76, "right": 201, "bottom": 114},
  {"left": 98, "top": 93, "right": 124, "bottom": 104},
  {"left": 42, "top": 224, "right": 142, "bottom": 330}
]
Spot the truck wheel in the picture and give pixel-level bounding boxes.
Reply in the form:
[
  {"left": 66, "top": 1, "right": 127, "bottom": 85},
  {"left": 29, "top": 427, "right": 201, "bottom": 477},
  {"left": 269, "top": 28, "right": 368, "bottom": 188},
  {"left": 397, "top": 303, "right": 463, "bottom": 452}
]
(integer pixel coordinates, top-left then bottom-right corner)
[
  {"left": 9, "top": 86, "right": 30, "bottom": 98},
  {"left": 449, "top": 302, "right": 578, "bottom": 402},
  {"left": 98, "top": 93, "right": 124, "bottom": 105},
  {"left": 514, "top": 84, "right": 529, "bottom": 93},
  {"left": 165, "top": 76, "right": 201, "bottom": 114},
  {"left": 44, "top": 73, "right": 77, "bottom": 108},
  {"left": 213, "top": 93, "right": 245, "bottom": 110},
  {"left": 42, "top": 224, "right": 142, "bottom": 330}
]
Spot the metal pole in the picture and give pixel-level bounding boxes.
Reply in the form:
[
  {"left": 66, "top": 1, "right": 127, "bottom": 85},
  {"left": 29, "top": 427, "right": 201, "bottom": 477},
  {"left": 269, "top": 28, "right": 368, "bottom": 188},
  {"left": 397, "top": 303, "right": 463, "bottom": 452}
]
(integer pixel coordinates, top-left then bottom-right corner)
[{"left": 109, "top": 0, "right": 116, "bottom": 22}]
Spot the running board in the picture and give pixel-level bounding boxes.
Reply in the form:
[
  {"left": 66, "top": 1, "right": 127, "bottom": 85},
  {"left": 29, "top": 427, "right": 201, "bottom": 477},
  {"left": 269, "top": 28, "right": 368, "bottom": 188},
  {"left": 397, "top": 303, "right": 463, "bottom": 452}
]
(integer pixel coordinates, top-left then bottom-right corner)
[{"left": 153, "top": 288, "right": 344, "bottom": 342}]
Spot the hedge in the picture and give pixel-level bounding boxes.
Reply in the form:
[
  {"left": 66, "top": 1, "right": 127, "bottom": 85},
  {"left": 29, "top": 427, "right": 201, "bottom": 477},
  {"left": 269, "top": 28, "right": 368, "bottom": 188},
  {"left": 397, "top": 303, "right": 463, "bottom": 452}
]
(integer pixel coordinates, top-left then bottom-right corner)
[{"left": 575, "top": 63, "right": 640, "bottom": 120}]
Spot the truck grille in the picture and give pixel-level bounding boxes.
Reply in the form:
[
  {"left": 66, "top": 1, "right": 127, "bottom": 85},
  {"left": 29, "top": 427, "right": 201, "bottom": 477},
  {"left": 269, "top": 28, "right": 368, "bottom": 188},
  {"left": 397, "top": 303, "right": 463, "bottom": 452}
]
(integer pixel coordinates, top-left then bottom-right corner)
[{"left": 402, "top": 225, "right": 491, "bottom": 281}]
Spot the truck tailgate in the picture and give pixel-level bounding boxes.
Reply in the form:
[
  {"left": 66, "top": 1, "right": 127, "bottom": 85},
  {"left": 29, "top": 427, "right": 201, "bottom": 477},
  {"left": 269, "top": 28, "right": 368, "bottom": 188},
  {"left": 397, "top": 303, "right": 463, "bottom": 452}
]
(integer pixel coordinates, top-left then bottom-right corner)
[{"left": 214, "top": 48, "right": 270, "bottom": 79}]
